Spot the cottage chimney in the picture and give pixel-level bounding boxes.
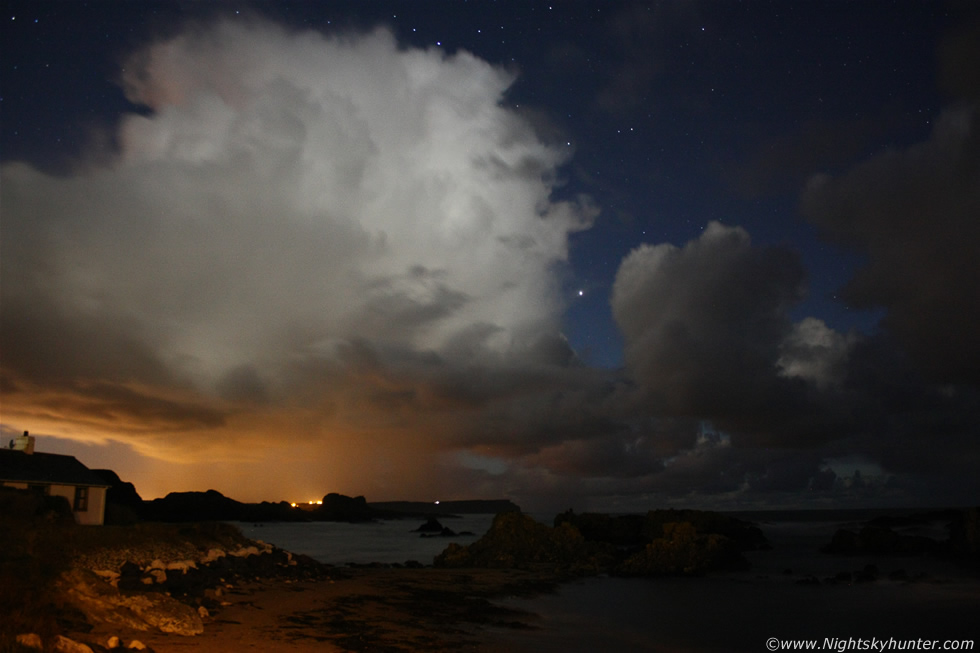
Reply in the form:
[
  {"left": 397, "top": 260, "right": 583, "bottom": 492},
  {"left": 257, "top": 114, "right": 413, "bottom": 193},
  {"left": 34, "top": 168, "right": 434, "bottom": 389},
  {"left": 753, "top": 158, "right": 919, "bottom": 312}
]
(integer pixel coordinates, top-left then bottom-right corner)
[{"left": 14, "top": 430, "right": 36, "bottom": 454}]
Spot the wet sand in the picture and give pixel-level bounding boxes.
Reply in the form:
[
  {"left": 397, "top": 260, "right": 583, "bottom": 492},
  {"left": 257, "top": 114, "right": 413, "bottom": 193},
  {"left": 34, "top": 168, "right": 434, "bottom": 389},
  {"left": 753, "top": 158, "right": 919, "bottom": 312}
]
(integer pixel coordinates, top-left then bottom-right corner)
[{"left": 80, "top": 568, "right": 555, "bottom": 652}]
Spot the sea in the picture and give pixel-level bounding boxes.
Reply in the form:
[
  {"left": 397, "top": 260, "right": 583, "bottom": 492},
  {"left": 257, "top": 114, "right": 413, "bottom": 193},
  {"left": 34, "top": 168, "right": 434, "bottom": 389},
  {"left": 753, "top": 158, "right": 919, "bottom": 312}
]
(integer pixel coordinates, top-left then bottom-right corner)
[
  {"left": 233, "top": 511, "right": 980, "bottom": 652},
  {"left": 234, "top": 513, "right": 497, "bottom": 566}
]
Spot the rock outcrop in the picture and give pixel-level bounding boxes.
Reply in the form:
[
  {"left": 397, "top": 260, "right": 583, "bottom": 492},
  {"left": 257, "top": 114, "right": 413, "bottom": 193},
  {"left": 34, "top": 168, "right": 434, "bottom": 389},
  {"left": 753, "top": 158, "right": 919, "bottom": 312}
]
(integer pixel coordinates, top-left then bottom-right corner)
[
  {"left": 314, "top": 493, "right": 378, "bottom": 522},
  {"left": 821, "top": 507, "right": 980, "bottom": 566},
  {"left": 91, "top": 469, "right": 144, "bottom": 525},
  {"left": 59, "top": 568, "right": 204, "bottom": 636},
  {"left": 617, "top": 521, "right": 747, "bottom": 576},
  {"left": 414, "top": 518, "right": 448, "bottom": 533},
  {"left": 59, "top": 537, "right": 332, "bottom": 640},
  {"left": 435, "top": 512, "right": 612, "bottom": 574},
  {"left": 412, "top": 518, "right": 467, "bottom": 537},
  {"left": 436, "top": 509, "right": 764, "bottom": 577},
  {"left": 141, "top": 489, "right": 302, "bottom": 523},
  {"left": 554, "top": 508, "right": 770, "bottom": 552}
]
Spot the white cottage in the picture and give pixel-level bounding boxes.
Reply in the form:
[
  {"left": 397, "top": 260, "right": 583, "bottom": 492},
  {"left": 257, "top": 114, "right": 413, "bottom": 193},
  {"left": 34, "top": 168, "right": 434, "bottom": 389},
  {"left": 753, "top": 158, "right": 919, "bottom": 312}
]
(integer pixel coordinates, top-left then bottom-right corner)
[{"left": 0, "top": 432, "right": 110, "bottom": 525}]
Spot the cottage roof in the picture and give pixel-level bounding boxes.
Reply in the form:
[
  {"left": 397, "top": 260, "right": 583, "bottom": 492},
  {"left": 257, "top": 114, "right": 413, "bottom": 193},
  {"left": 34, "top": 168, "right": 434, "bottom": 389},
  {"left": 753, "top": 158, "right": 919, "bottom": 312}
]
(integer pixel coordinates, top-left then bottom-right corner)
[{"left": 0, "top": 449, "right": 110, "bottom": 487}]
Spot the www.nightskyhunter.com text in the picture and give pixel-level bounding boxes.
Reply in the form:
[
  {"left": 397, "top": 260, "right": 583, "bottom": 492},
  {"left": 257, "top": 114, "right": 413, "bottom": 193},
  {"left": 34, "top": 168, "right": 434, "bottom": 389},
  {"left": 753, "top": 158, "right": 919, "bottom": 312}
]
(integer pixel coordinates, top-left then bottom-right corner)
[{"left": 767, "top": 637, "right": 974, "bottom": 652}]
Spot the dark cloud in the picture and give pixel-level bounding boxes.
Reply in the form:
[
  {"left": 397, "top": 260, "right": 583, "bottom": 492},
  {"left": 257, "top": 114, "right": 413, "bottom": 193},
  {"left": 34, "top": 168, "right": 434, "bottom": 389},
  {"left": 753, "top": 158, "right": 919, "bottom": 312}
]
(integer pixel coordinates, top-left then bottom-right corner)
[
  {"left": 938, "top": 10, "right": 980, "bottom": 104},
  {"left": 611, "top": 222, "right": 806, "bottom": 422},
  {"left": 801, "top": 105, "right": 980, "bottom": 385},
  {"left": 727, "top": 115, "right": 909, "bottom": 198}
]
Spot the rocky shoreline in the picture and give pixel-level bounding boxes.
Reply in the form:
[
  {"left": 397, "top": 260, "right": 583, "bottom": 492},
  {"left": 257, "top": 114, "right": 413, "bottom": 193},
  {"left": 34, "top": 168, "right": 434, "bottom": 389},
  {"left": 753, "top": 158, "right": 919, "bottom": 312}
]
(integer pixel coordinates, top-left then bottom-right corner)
[
  {"left": 7, "top": 506, "right": 978, "bottom": 652},
  {"left": 13, "top": 531, "right": 339, "bottom": 652},
  {"left": 10, "top": 508, "right": 766, "bottom": 652}
]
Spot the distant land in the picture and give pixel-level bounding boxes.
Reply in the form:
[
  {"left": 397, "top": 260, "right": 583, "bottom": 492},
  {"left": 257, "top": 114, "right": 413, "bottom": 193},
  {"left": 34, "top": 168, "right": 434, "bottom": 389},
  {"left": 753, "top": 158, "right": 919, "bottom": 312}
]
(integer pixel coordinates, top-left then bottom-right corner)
[
  {"left": 93, "top": 470, "right": 520, "bottom": 524},
  {"left": 369, "top": 500, "right": 520, "bottom": 516}
]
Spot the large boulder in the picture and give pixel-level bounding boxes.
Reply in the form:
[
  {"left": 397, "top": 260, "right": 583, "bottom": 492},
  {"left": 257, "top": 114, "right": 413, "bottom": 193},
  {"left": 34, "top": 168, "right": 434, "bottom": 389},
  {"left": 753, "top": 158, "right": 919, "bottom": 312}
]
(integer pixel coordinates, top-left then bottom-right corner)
[
  {"left": 413, "top": 518, "right": 447, "bottom": 533},
  {"left": 554, "top": 508, "right": 769, "bottom": 552},
  {"left": 435, "top": 512, "right": 612, "bottom": 574},
  {"left": 438, "top": 510, "right": 757, "bottom": 577},
  {"left": 618, "top": 522, "right": 747, "bottom": 576},
  {"left": 640, "top": 510, "right": 770, "bottom": 551},
  {"left": 553, "top": 511, "right": 647, "bottom": 547}
]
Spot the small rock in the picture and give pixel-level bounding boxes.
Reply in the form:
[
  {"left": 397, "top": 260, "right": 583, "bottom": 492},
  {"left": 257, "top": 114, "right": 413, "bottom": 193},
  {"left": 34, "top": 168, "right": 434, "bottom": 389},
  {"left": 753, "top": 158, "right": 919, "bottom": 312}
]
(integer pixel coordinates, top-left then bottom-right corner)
[
  {"left": 853, "top": 564, "right": 879, "bottom": 583},
  {"left": 107, "top": 635, "right": 121, "bottom": 648},
  {"left": 231, "top": 545, "right": 259, "bottom": 557},
  {"left": 414, "top": 518, "right": 446, "bottom": 533},
  {"left": 166, "top": 560, "right": 196, "bottom": 572},
  {"left": 127, "top": 640, "right": 147, "bottom": 650},
  {"left": 202, "top": 548, "right": 226, "bottom": 563},
  {"left": 53, "top": 634, "right": 94, "bottom": 653},
  {"left": 148, "top": 559, "right": 166, "bottom": 571},
  {"left": 148, "top": 569, "right": 167, "bottom": 584},
  {"left": 120, "top": 561, "right": 142, "bottom": 577},
  {"left": 198, "top": 605, "right": 210, "bottom": 619},
  {"left": 16, "top": 633, "right": 43, "bottom": 649},
  {"left": 889, "top": 568, "right": 909, "bottom": 581}
]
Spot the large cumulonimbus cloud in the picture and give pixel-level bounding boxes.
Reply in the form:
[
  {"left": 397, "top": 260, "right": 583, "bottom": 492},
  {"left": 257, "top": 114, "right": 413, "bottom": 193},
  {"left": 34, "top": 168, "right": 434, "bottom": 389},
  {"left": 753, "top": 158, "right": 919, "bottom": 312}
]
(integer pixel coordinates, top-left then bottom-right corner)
[{"left": 0, "top": 20, "right": 596, "bottom": 468}]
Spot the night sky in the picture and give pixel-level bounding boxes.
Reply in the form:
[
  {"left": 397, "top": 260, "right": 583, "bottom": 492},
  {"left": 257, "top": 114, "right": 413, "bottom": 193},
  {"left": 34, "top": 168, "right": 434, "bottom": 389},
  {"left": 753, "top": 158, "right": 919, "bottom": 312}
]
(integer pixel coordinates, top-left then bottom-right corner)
[{"left": 2, "top": 0, "right": 978, "bottom": 512}]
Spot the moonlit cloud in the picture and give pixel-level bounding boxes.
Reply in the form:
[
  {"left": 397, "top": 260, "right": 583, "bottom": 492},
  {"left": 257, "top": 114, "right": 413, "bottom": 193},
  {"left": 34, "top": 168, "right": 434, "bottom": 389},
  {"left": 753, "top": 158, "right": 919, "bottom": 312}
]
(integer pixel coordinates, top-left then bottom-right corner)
[
  {"left": 0, "top": 20, "right": 596, "bottom": 499},
  {"left": 777, "top": 317, "right": 855, "bottom": 390}
]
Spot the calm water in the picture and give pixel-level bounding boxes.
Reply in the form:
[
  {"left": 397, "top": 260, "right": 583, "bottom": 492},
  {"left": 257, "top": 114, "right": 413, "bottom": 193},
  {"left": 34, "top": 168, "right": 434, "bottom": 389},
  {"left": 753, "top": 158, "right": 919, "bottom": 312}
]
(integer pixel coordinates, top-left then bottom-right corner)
[
  {"left": 490, "top": 516, "right": 980, "bottom": 652},
  {"left": 233, "top": 513, "right": 980, "bottom": 651},
  {"left": 233, "top": 513, "right": 496, "bottom": 565}
]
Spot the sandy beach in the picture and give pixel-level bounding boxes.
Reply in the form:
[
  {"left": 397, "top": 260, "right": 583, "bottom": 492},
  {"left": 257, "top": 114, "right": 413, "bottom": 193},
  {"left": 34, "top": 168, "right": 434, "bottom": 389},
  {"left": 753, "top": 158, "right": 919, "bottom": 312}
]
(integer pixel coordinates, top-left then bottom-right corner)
[{"left": 77, "top": 567, "right": 553, "bottom": 653}]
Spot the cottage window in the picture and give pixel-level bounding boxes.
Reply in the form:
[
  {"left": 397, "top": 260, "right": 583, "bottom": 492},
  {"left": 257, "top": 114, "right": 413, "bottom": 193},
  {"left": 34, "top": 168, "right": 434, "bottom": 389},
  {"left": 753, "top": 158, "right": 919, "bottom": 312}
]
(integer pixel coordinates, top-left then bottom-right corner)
[
  {"left": 73, "top": 486, "right": 89, "bottom": 512},
  {"left": 28, "top": 484, "right": 48, "bottom": 495}
]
